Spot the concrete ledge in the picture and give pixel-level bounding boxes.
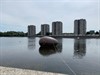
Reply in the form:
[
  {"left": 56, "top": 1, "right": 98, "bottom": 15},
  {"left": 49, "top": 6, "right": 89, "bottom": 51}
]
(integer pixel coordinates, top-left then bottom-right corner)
[{"left": 0, "top": 66, "right": 66, "bottom": 75}]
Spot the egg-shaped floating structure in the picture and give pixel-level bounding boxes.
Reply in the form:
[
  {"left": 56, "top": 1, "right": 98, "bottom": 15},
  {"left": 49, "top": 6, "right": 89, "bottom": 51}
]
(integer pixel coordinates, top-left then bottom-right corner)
[{"left": 39, "top": 36, "right": 58, "bottom": 47}]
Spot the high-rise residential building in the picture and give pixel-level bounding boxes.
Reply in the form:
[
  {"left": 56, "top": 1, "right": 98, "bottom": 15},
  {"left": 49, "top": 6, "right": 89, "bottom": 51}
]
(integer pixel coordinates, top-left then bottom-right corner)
[
  {"left": 41, "top": 24, "right": 49, "bottom": 35},
  {"left": 52, "top": 21, "right": 63, "bottom": 36},
  {"left": 74, "top": 19, "right": 86, "bottom": 36},
  {"left": 28, "top": 25, "right": 36, "bottom": 37}
]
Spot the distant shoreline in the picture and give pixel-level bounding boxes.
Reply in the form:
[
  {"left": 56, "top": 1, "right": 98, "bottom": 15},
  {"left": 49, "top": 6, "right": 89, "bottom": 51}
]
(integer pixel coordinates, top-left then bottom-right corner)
[
  {"left": 0, "top": 35, "right": 100, "bottom": 38},
  {"left": 36, "top": 35, "right": 100, "bottom": 38}
]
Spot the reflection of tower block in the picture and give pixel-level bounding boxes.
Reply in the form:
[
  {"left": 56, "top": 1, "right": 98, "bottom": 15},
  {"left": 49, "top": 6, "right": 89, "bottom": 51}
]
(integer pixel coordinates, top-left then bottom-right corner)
[
  {"left": 56, "top": 38, "right": 63, "bottom": 53},
  {"left": 28, "top": 38, "right": 36, "bottom": 50},
  {"left": 74, "top": 39, "right": 86, "bottom": 58}
]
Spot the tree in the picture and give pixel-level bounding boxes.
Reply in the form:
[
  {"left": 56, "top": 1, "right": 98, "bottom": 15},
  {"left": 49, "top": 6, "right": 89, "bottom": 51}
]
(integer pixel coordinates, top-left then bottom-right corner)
[
  {"left": 0, "top": 31, "right": 27, "bottom": 37},
  {"left": 86, "top": 32, "right": 90, "bottom": 35},
  {"left": 36, "top": 31, "right": 41, "bottom": 35},
  {"left": 95, "top": 31, "right": 99, "bottom": 35},
  {"left": 0, "top": 32, "right": 3, "bottom": 36},
  {"left": 46, "top": 32, "right": 52, "bottom": 36}
]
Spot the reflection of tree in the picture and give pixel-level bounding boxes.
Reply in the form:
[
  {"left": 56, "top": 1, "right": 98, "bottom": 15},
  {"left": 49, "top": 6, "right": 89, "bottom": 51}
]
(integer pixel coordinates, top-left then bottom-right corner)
[
  {"left": 74, "top": 39, "right": 86, "bottom": 59},
  {"left": 28, "top": 37, "right": 36, "bottom": 50}
]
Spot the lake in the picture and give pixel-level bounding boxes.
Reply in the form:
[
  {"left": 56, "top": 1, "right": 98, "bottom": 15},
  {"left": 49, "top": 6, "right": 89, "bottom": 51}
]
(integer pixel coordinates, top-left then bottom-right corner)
[{"left": 0, "top": 37, "right": 100, "bottom": 75}]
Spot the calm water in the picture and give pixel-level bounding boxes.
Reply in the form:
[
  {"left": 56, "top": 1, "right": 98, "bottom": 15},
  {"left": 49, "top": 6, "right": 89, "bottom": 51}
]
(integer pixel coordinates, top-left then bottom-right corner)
[{"left": 0, "top": 37, "right": 100, "bottom": 75}]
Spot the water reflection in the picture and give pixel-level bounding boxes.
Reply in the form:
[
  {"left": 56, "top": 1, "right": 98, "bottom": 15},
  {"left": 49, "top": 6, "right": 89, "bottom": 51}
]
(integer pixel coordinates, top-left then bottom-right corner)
[
  {"left": 74, "top": 39, "right": 86, "bottom": 59},
  {"left": 28, "top": 37, "right": 36, "bottom": 50},
  {"left": 56, "top": 38, "right": 63, "bottom": 52},
  {"left": 39, "top": 38, "right": 63, "bottom": 56}
]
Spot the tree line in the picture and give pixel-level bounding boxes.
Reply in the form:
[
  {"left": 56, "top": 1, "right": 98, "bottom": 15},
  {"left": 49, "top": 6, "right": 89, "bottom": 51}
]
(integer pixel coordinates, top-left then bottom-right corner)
[
  {"left": 0, "top": 31, "right": 99, "bottom": 37},
  {"left": 0, "top": 31, "right": 27, "bottom": 37}
]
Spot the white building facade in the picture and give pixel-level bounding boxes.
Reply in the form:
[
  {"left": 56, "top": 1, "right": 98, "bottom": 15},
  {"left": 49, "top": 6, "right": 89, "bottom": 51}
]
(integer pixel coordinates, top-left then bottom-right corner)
[
  {"left": 41, "top": 24, "right": 49, "bottom": 35},
  {"left": 52, "top": 21, "right": 63, "bottom": 36},
  {"left": 28, "top": 25, "right": 36, "bottom": 37},
  {"left": 74, "top": 19, "right": 86, "bottom": 36}
]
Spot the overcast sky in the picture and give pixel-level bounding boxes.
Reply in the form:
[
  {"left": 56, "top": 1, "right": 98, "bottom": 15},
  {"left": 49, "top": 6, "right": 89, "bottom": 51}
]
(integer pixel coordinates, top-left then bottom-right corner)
[{"left": 0, "top": 0, "right": 100, "bottom": 33}]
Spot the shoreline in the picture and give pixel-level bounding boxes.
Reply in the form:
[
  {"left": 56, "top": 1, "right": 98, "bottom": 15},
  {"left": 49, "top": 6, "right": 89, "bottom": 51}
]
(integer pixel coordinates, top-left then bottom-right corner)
[
  {"left": 0, "top": 66, "right": 66, "bottom": 75},
  {"left": 0, "top": 35, "right": 100, "bottom": 38},
  {"left": 36, "top": 35, "right": 100, "bottom": 38}
]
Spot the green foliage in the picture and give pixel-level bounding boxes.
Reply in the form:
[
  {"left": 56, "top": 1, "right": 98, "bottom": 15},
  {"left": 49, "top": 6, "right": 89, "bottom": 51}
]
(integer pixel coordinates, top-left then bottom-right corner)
[
  {"left": 95, "top": 31, "right": 99, "bottom": 34},
  {"left": 46, "top": 32, "right": 52, "bottom": 36},
  {"left": 36, "top": 31, "right": 41, "bottom": 35},
  {"left": 86, "top": 32, "right": 90, "bottom": 35},
  {"left": 0, "top": 31, "right": 27, "bottom": 37}
]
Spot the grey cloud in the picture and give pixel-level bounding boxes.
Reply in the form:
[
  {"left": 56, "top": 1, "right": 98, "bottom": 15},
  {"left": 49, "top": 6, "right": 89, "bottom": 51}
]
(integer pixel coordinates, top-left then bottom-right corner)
[{"left": 0, "top": 0, "right": 100, "bottom": 33}]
